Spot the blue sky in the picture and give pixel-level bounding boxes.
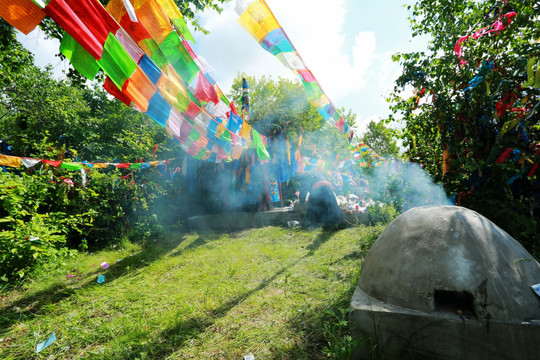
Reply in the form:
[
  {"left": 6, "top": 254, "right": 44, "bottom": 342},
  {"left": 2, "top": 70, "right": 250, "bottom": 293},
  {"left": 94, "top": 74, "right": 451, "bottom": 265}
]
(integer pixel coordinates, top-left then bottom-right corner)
[{"left": 17, "top": 0, "right": 428, "bottom": 135}]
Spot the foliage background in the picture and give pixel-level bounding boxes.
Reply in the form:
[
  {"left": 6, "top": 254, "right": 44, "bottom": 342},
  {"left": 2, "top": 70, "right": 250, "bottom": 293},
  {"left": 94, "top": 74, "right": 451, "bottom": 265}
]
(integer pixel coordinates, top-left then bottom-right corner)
[{"left": 388, "top": 0, "right": 540, "bottom": 252}]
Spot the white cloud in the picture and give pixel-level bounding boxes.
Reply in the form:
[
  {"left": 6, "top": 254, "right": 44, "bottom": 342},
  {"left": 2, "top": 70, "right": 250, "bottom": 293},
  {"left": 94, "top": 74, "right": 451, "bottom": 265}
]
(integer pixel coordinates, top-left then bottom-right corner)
[
  {"left": 264, "top": 0, "right": 376, "bottom": 99},
  {"left": 16, "top": 27, "right": 68, "bottom": 79},
  {"left": 195, "top": 0, "right": 377, "bottom": 101}
]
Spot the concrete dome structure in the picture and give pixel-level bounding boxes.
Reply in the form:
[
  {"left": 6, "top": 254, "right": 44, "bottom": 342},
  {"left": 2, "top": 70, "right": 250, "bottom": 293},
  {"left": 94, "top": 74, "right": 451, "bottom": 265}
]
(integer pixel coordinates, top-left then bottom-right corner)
[{"left": 350, "top": 206, "right": 540, "bottom": 360}]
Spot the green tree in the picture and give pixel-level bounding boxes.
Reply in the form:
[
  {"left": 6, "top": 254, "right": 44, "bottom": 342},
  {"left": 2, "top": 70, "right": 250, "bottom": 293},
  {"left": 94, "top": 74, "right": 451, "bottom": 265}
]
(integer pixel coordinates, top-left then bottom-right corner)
[
  {"left": 229, "top": 73, "right": 355, "bottom": 159},
  {"left": 229, "top": 74, "right": 322, "bottom": 136},
  {"left": 388, "top": 0, "right": 539, "bottom": 251},
  {"left": 362, "top": 120, "right": 400, "bottom": 157}
]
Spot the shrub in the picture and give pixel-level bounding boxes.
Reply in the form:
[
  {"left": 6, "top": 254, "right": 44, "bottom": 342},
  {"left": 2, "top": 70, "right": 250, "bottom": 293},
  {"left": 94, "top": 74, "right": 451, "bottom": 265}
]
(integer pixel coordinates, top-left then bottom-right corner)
[
  {"left": 0, "top": 173, "right": 82, "bottom": 285},
  {"left": 367, "top": 203, "right": 398, "bottom": 226}
]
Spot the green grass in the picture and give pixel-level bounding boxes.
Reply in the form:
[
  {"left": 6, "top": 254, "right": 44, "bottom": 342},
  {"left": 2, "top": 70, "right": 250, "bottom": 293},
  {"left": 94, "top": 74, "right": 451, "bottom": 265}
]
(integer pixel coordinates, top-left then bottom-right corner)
[{"left": 0, "top": 225, "right": 383, "bottom": 359}]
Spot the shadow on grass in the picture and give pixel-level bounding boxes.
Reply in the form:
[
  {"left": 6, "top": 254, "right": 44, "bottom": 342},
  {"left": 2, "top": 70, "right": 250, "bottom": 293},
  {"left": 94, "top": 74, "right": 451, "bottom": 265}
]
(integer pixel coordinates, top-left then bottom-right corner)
[
  {"left": 169, "top": 231, "right": 223, "bottom": 257},
  {"left": 0, "top": 232, "right": 188, "bottom": 336},
  {"left": 113, "top": 228, "right": 339, "bottom": 359}
]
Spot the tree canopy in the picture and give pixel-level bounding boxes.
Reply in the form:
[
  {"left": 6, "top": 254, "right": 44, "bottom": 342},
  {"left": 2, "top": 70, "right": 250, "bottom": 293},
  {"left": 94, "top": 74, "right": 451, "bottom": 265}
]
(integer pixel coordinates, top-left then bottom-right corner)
[
  {"left": 389, "top": 0, "right": 539, "bottom": 248},
  {"left": 362, "top": 120, "right": 400, "bottom": 158},
  {"left": 229, "top": 73, "right": 356, "bottom": 160}
]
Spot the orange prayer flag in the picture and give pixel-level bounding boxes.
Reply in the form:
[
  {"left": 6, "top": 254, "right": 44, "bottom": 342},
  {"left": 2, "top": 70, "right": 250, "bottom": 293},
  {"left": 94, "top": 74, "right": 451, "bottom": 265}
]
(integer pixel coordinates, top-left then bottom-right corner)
[
  {"left": 0, "top": 0, "right": 45, "bottom": 34},
  {"left": 133, "top": 0, "right": 173, "bottom": 44},
  {"left": 123, "top": 67, "right": 156, "bottom": 111}
]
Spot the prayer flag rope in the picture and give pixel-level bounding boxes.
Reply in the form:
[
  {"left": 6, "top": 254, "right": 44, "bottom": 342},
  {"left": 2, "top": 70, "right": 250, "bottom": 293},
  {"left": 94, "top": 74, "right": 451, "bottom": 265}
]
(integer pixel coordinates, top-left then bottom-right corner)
[{"left": 0, "top": 154, "right": 173, "bottom": 170}]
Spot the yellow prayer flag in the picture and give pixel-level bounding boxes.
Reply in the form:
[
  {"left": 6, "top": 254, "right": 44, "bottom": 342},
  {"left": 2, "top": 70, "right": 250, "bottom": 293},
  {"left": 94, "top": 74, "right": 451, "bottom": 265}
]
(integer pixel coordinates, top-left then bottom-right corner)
[
  {"left": 237, "top": 0, "right": 280, "bottom": 43},
  {"left": 133, "top": 0, "right": 173, "bottom": 44},
  {"left": 92, "top": 163, "right": 109, "bottom": 169},
  {"left": 216, "top": 124, "right": 226, "bottom": 137},
  {"left": 155, "top": 0, "right": 182, "bottom": 20},
  {"left": 0, "top": 154, "right": 21, "bottom": 168},
  {"left": 310, "top": 94, "right": 330, "bottom": 108},
  {"left": 239, "top": 120, "right": 252, "bottom": 139}
]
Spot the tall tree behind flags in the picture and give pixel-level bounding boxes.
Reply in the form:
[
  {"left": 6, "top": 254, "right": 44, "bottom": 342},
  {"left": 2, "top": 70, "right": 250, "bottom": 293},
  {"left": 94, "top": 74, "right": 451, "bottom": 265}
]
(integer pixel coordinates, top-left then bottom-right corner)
[{"left": 234, "top": 0, "right": 384, "bottom": 164}]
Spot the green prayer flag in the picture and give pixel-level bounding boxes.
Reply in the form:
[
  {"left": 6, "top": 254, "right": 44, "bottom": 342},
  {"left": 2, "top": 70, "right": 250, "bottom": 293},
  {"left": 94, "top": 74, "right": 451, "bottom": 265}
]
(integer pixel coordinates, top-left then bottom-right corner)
[
  {"left": 194, "top": 149, "right": 207, "bottom": 160},
  {"left": 59, "top": 32, "right": 100, "bottom": 80},
  {"left": 129, "top": 163, "right": 142, "bottom": 170},
  {"left": 98, "top": 33, "right": 137, "bottom": 89},
  {"left": 221, "top": 130, "right": 231, "bottom": 143},
  {"left": 142, "top": 39, "right": 169, "bottom": 69},
  {"left": 160, "top": 32, "right": 199, "bottom": 85},
  {"left": 175, "top": 91, "right": 191, "bottom": 112},
  {"left": 60, "top": 162, "right": 83, "bottom": 171},
  {"left": 220, "top": 93, "right": 230, "bottom": 106},
  {"left": 251, "top": 129, "right": 270, "bottom": 161},
  {"left": 188, "top": 129, "right": 200, "bottom": 142},
  {"left": 172, "top": 17, "right": 194, "bottom": 42},
  {"left": 302, "top": 80, "right": 324, "bottom": 101}
]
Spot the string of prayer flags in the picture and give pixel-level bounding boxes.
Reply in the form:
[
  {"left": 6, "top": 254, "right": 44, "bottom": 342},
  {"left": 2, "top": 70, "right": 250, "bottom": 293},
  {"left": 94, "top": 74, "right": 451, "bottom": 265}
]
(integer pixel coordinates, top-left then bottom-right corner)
[
  {"left": 235, "top": 1, "right": 348, "bottom": 135},
  {"left": 234, "top": 0, "right": 384, "bottom": 162},
  {"left": 102, "top": 0, "right": 265, "bottom": 161},
  {"left": 5, "top": 0, "right": 271, "bottom": 164},
  {"left": 0, "top": 153, "right": 175, "bottom": 171}
]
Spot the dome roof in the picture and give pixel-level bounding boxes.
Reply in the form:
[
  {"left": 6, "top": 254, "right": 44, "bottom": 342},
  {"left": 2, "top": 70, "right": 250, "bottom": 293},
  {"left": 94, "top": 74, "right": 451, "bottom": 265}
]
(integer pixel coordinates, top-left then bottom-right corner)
[{"left": 358, "top": 206, "right": 540, "bottom": 322}]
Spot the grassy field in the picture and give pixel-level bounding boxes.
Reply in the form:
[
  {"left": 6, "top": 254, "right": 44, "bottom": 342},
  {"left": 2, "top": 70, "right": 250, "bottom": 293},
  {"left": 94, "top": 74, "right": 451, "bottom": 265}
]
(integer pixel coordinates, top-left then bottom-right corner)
[{"left": 0, "top": 225, "right": 383, "bottom": 360}]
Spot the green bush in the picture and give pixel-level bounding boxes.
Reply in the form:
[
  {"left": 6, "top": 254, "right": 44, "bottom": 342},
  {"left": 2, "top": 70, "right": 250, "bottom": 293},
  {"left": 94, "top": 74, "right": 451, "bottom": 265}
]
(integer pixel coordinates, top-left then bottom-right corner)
[
  {"left": 0, "top": 172, "right": 84, "bottom": 285},
  {"left": 367, "top": 203, "right": 398, "bottom": 225},
  {"left": 0, "top": 214, "right": 73, "bottom": 283}
]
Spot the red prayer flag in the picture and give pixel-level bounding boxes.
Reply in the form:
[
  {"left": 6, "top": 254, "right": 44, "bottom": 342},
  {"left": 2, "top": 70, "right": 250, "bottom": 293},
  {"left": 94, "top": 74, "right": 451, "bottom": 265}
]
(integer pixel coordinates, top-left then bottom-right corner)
[
  {"left": 42, "top": 159, "right": 62, "bottom": 167},
  {"left": 496, "top": 148, "right": 513, "bottom": 164},
  {"left": 119, "top": 12, "right": 152, "bottom": 43},
  {"left": 183, "top": 101, "right": 201, "bottom": 120},
  {"left": 528, "top": 163, "right": 538, "bottom": 177},
  {"left": 45, "top": 0, "right": 119, "bottom": 59},
  {"left": 336, "top": 117, "right": 345, "bottom": 133},
  {"left": 195, "top": 73, "right": 219, "bottom": 105},
  {"left": 297, "top": 70, "right": 316, "bottom": 83},
  {"left": 103, "top": 76, "right": 132, "bottom": 106}
]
